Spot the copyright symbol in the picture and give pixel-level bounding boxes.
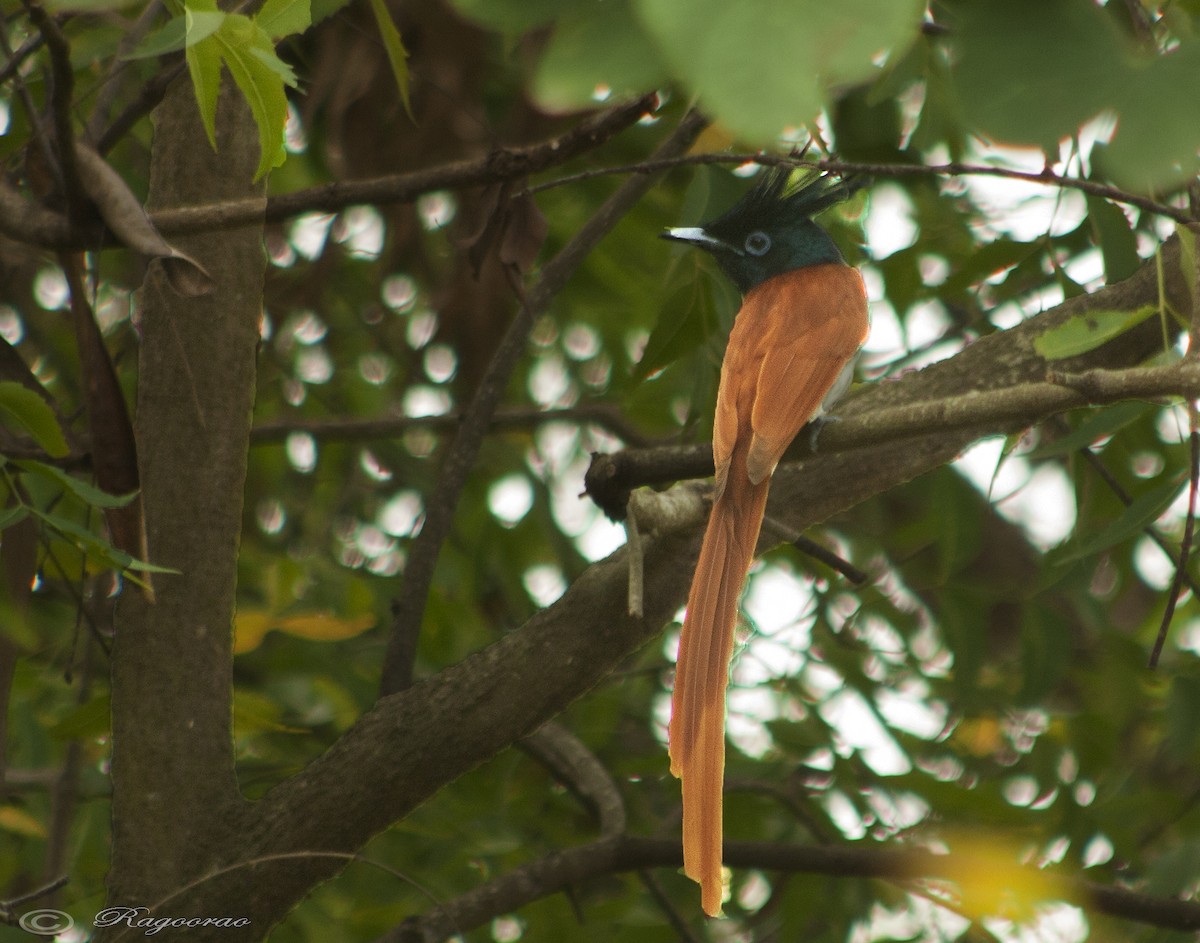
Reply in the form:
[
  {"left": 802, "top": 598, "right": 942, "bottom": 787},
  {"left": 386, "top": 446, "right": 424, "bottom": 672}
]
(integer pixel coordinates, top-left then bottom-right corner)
[{"left": 18, "top": 909, "right": 74, "bottom": 936}]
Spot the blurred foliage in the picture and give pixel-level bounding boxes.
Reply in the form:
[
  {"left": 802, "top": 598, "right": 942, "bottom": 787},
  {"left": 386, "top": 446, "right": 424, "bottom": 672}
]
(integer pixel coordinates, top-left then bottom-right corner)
[{"left": 0, "top": 0, "right": 1199, "bottom": 941}]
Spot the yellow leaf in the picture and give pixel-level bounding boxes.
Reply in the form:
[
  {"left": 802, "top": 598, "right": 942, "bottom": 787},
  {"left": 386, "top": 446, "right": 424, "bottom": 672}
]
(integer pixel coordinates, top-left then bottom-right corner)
[
  {"left": 0, "top": 805, "right": 46, "bottom": 838},
  {"left": 275, "top": 611, "right": 376, "bottom": 642},
  {"left": 233, "top": 609, "right": 275, "bottom": 654},
  {"left": 940, "top": 832, "right": 1075, "bottom": 922},
  {"left": 952, "top": 716, "right": 1004, "bottom": 757},
  {"left": 233, "top": 608, "right": 375, "bottom": 653}
]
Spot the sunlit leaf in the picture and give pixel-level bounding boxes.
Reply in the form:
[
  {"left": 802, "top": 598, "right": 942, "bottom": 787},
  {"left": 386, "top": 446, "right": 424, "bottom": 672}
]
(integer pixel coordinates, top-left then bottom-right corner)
[
  {"left": 185, "top": 0, "right": 224, "bottom": 150},
  {"left": 125, "top": 10, "right": 225, "bottom": 59},
  {"left": 935, "top": 831, "right": 1075, "bottom": 922},
  {"left": 256, "top": 0, "right": 311, "bottom": 39}
]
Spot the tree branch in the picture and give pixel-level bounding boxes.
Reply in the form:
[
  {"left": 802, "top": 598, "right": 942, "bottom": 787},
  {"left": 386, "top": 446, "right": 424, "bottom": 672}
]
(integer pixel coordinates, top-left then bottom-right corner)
[
  {"left": 249, "top": 404, "right": 655, "bottom": 449},
  {"left": 383, "top": 835, "right": 1200, "bottom": 942},
  {"left": 528, "top": 154, "right": 1192, "bottom": 224},
  {"left": 1, "top": 94, "right": 660, "bottom": 249},
  {"left": 23, "top": 0, "right": 87, "bottom": 224},
  {"left": 585, "top": 361, "right": 1200, "bottom": 520}
]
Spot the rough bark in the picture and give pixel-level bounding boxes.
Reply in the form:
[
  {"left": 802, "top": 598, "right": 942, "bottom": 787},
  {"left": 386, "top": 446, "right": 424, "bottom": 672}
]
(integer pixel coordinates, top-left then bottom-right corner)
[{"left": 103, "top": 74, "right": 264, "bottom": 934}]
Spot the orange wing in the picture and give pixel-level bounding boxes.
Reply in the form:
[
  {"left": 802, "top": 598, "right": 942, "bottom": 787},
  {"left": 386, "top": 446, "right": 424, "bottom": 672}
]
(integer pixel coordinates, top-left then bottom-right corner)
[{"left": 737, "top": 264, "right": 869, "bottom": 484}]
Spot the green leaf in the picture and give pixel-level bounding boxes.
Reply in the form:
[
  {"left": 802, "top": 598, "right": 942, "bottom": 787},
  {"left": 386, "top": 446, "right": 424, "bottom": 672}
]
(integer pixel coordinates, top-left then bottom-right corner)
[
  {"left": 636, "top": 279, "right": 704, "bottom": 381},
  {"left": 0, "top": 382, "right": 69, "bottom": 458},
  {"left": 447, "top": 0, "right": 581, "bottom": 33},
  {"left": 180, "top": 2, "right": 293, "bottom": 176},
  {"left": 1178, "top": 222, "right": 1198, "bottom": 316},
  {"left": 1024, "top": 402, "right": 1150, "bottom": 459},
  {"left": 367, "top": 0, "right": 414, "bottom": 121},
  {"left": 234, "top": 688, "right": 306, "bottom": 734},
  {"left": 185, "top": 0, "right": 224, "bottom": 150},
  {"left": 1087, "top": 195, "right": 1139, "bottom": 284},
  {"left": 125, "top": 10, "right": 225, "bottom": 59},
  {"left": 30, "top": 508, "right": 179, "bottom": 576},
  {"left": 939, "top": 238, "right": 1037, "bottom": 298},
  {"left": 532, "top": 0, "right": 668, "bottom": 110},
  {"left": 310, "top": 0, "right": 352, "bottom": 25},
  {"left": 0, "top": 505, "right": 29, "bottom": 531},
  {"left": 213, "top": 17, "right": 291, "bottom": 179},
  {"left": 256, "top": 0, "right": 311, "bottom": 39},
  {"left": 1104, "top": 40, "right": 1200, "bottom": 189},
  {"left": 952, "top": 0, "right": 1125, "bottom": 153},
  {"left": 1167, "top": 674, "right": 1200, "bottom": 760},
  {"left": 12, "top": 460, "right": 136, "bottom": 510},
  {"left": 1053, "top": 473, "right": 1187, "bottom": 565},
  {"left": 51, "top": 694, "right": 112, "bottom": 740},
  {"left": 248, "top": 43, "right": 299, "bottom": 88},
  {"left": 634, "top": 0, "right": 923, "bottom": 143},
  {"left": 45, "top": 0, "right": 143, "bottom": 9},
  {"left": 1033, "top": 305, "right": 1157, "bottom": 360}
]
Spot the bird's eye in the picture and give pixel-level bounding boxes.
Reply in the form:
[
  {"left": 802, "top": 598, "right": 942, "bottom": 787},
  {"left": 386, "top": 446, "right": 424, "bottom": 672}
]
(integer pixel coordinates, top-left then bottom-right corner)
[{"left": 744, "top": 231, "right": 771, "bottom": 256}]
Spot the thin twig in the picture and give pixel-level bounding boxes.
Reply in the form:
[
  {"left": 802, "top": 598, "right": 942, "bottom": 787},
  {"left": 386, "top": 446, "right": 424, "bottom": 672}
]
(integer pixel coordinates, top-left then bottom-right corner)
[
  {"left": 519, "top": 721, "right": 626, "bottom": 837},
  {"left": 43, "top": 633, "right": 93, "bottom": 898},
  {"left": 85, "top": 0, "right": 165, "bottom": 143},
  {"left": 0, "top": 23, "right": 43, "bottom": 87},
  {"left": 23, "top": 0, "right": 88, "bottom": 224},
  {"left": 249, "top": 403, "right": 654, "bottom": 448},
  {"left": 1073, "top": 443, "right": 1200, "bottom": 599},
  {"left": 1150, "top": 416, "right": 1199, "bottom": 667},
  {"left": 378, "top": 109, "right": 708, "bottom": 696},
  {"left": 527, "top": 153, "right": 1192, "bottom": 224},
  {"left": 96, "top": 59, "right": 186, "bottom": 156},
  {"left": 637, "top": 869, "right": 704, "bottom": 943},
  {"left": 0, "top": 6, "right": 60, "bottom": 194}
]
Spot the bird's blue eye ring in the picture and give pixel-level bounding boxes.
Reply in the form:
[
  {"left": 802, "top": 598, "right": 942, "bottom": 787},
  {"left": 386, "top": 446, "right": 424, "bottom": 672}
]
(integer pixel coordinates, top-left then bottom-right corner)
[{"left": 744, "top": 231, "right": 771, "bottom": 256}]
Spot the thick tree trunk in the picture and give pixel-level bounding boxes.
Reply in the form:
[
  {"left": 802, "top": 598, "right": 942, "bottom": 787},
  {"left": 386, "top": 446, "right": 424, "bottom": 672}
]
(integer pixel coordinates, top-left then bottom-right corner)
[{"left": 102, "top": 75, "right": 265, "bottom": 937}]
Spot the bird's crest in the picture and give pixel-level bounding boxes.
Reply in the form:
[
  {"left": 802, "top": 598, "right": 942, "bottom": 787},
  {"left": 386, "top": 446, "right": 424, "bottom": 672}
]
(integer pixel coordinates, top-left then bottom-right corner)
[{"left": 718, "top": 167, "right": 863, "bottom": 227}]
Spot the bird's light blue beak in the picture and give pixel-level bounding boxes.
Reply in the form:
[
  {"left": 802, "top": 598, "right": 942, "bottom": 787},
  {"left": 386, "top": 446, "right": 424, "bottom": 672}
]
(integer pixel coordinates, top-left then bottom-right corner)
[
  {"left": 662, "top": 227, "right": 739, "bottom": 254},
  {"left": 662, "top": 227, "right": 720, "bottom": 248}
]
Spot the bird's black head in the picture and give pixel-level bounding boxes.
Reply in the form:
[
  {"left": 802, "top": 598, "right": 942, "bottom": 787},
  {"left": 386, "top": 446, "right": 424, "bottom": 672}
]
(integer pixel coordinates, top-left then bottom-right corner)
[{"left": 663, "top": 170, "right": 863, "bottom": 294}]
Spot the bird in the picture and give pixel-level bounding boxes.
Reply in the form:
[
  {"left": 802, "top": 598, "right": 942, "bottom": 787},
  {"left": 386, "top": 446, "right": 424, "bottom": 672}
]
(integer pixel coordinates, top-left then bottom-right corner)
[{"left": 661, "top": 169, "right": 870, "bottom": 916}]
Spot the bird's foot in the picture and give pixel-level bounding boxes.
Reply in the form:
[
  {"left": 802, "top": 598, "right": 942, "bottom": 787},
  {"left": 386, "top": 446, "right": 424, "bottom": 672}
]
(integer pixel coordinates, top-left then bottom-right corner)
[{"left": 807, "top": 414, "right": 840, "bottom": 453}]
